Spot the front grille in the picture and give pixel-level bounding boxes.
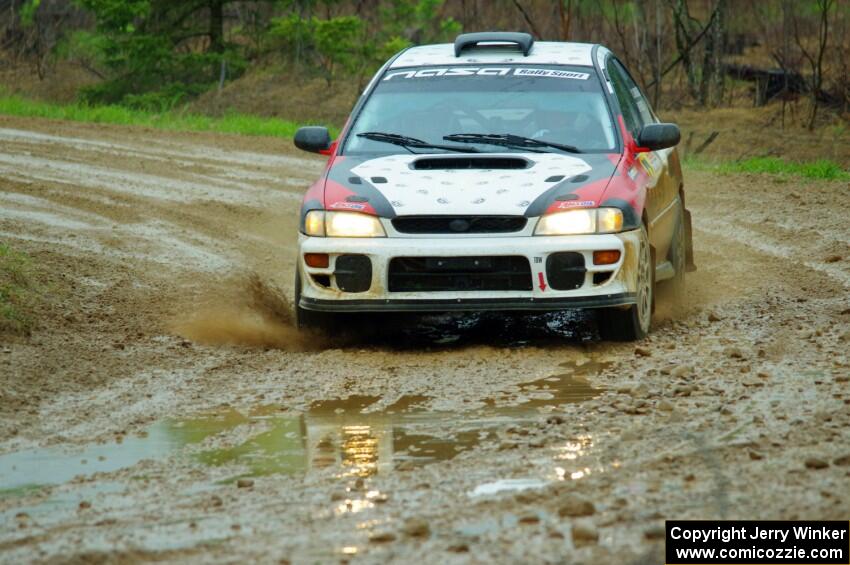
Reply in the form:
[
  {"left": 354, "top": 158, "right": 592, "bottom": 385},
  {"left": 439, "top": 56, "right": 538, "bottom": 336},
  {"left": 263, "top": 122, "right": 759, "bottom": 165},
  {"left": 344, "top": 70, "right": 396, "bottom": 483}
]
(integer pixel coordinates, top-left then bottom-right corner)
[
  {"left": 388, "top": 256, "right": 532, "bottom": 292},
  {"left": 392, "top": 215, "right": 527, "bottom": 234}
]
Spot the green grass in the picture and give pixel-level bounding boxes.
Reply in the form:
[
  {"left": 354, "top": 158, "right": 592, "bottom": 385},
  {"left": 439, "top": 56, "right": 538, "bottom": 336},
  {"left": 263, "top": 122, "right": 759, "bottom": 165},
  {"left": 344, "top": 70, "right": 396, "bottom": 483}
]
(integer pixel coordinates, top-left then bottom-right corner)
[
  {"left": 718, "top": 157, "right": 850, "bottom": 180},
  {"left": 0, "top": 94, "right": 339, "bottom": 139},
  {"left": 0, "top": 243, "right": 36, "bottom": 335},
  {"left": 686, "top": 156, "right": 849, "bottom": 181}
]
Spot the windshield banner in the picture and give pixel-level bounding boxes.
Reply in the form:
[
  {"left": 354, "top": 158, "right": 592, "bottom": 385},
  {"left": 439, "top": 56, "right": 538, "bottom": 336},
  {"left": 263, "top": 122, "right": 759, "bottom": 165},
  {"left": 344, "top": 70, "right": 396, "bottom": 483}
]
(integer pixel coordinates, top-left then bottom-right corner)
[{"left": 383, "top": 67, "right": 591, "bottom": 81}]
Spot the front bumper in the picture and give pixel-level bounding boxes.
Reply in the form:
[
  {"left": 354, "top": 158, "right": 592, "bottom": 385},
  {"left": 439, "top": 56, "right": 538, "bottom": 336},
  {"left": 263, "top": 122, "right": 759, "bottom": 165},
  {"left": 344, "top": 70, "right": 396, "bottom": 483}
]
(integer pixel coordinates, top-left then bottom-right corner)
[{"left": 298, "top": 229, "right": 642, "bottom": 313}]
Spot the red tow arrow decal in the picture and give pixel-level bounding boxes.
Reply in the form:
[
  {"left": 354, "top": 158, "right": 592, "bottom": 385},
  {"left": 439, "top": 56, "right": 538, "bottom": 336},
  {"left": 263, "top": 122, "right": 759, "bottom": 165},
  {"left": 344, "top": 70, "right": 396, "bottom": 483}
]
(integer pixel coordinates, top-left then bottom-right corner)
[{"left": 538, "top": 272, "right": 547, "bottom": 292}]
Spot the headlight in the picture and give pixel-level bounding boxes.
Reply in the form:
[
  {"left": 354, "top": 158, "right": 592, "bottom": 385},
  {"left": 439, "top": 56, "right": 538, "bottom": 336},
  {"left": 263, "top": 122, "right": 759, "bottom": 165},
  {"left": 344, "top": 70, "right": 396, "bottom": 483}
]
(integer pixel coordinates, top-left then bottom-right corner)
[
  {"left": 534, "top": 208, "right": 623, "bottom": 235},
  {"left": 304, "top": 210, "right": 325, "bottom": 236},
  {"left": 304, "top": 210, "right": 386, "bottom": 237},
  {"left": 535, "top": 209, "right": 595, "bottom": 235},
  {"left": 597, "top": 208, "right": 624, "bottom": 233},
  {"left": 327, "top": 211, "right": 386, "bottom": 237}
]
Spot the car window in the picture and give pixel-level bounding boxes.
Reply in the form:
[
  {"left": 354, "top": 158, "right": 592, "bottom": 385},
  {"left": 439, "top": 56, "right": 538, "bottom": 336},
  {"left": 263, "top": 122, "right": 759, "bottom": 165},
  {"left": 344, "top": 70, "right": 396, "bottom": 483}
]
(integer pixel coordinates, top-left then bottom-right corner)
[
  {"left": 612, "top": 59, "right": 655, "bottom": 125},
  {"left": 344, "top": 65, "right": 618, "bottom": 154},
  {"left": 606, "top": 60, "right": 643, "bottom": 138}
]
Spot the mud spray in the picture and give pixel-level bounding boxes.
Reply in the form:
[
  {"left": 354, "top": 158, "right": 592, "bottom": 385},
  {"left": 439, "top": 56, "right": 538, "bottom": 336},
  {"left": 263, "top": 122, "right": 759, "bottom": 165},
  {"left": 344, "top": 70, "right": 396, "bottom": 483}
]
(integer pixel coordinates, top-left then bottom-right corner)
[
  {"left": 170, "top": 262, "right": 709, "bottom": 350},
  {"left": 171, "top": 273, "right": 324, "bottom": 351}
]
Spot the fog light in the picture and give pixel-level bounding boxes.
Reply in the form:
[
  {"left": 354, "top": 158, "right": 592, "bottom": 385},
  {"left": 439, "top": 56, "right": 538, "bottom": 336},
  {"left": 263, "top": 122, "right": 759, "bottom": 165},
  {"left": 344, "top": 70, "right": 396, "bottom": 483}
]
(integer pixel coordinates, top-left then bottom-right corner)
[
  {"left": 304, "top": 253, "right": 329, "bottom": 268},
  {"left": 593, "top": 250, "right": 621, "bottom": 265}
]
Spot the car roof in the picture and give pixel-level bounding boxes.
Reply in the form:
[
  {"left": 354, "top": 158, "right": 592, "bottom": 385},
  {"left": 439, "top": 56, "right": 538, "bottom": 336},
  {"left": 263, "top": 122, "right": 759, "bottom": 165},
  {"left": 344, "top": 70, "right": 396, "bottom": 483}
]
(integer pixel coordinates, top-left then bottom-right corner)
[{"left": 389, "top": 41, "right": 598, "bottom": 69}]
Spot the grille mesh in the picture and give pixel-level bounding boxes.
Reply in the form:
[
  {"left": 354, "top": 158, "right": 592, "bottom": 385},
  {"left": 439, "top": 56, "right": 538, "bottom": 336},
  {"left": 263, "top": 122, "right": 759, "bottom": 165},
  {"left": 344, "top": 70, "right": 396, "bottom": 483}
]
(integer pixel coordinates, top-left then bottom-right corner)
[
  {"left": 388, "top": 256, "right": 532, "bottom": 292},
  {"left": 392, "top": 215, "right": 527, "bottom": 234}
]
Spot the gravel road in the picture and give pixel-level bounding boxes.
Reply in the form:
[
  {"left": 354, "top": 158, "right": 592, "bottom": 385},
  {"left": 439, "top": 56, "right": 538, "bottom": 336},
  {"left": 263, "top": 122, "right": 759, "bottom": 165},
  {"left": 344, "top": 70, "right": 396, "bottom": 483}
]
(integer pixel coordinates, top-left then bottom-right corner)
[{"left": 1, "top": 116, "right": 848, "bottom": 564}]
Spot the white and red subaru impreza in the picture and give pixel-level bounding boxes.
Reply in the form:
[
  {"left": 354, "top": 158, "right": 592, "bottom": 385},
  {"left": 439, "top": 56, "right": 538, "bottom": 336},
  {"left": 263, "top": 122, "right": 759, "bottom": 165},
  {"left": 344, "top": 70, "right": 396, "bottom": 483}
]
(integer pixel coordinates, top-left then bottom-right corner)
[{"left": 292, "top": 32, "right": 694, "bottom": 341}]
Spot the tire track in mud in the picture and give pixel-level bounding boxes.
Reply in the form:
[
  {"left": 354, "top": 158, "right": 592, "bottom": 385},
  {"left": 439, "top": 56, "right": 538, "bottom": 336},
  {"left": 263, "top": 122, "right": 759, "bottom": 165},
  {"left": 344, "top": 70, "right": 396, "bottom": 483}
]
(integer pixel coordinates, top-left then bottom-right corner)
[
  {"left": 0, "top": 121, "right": 322, "bottom": 278},
  {"left": 1, "top": 119, "right": 848, "bottom": 563}
]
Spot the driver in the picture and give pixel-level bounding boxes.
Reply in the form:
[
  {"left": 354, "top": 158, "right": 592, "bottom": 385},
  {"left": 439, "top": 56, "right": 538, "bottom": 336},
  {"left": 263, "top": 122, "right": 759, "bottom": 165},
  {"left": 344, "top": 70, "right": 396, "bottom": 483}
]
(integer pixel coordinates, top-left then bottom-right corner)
[{"left": 527, "top": 109, "right": 608, "bottom": 149}]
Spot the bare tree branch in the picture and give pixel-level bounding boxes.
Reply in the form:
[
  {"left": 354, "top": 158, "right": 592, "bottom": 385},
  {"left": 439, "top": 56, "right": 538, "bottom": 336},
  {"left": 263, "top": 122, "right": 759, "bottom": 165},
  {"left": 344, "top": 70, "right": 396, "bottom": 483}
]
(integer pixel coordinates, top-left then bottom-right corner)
[
  {"left": 511, "top": 0, "right": 542, "bottom": 39},
  {"left": 645, "top": 3, "right": 721, "bottom": 90}
]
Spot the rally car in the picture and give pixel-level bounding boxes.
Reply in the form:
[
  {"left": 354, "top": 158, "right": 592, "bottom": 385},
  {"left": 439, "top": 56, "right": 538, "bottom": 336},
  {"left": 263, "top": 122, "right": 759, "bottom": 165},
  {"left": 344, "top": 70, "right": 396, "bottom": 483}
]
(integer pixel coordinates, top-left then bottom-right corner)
[{"left": 292, "top": 32, "right": 695, "bottom": 341}]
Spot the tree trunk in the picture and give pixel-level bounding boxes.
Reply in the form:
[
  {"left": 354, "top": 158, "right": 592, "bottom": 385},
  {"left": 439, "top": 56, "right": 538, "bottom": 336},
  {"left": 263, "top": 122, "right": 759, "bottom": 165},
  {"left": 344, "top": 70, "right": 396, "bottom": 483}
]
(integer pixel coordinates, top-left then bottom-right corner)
[
  {"left": 781, "top": 0, "right": 792, "bottom": 127},
  {"left": 293, "top": 0, "right": 304, "bottom": 67},
  {"left": 671, "top": 0, "right": 699, "bottom": 100},
  {"left": 711, "top": 0, "right": 726, "bottom": 106},
  {"left": 699, "top": 14, "right": 714, "bottom": 106},
  {"left": 653, "top": 0, "right": 662, "bottom": 107},
  {"left": 808, "top": 0, "right": 832, "bottom": 130},
  {"left": 633, "top": 0, "right": 650, "bottom": 100},
  {"left": 209, "top": 0, "right": 224, "bottom": 53},
  {"left": 207, "top": 0, "right": 224, "bottom": 83},
  {"left": 678, "top": 0, "right": 692, "bottom": 90},
  {"left": 558, "top": 0, "right": 572, "bottom": 41},
  {"left": 512, "top": 0, "right": 542, "bottom": 39}
]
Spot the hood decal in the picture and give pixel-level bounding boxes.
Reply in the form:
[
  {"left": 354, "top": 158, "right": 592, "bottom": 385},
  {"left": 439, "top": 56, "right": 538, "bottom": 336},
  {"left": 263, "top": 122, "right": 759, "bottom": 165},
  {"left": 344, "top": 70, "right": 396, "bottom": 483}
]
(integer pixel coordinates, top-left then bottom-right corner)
[
  {"left": 326, "top": 156, "right": 396, "bottom": 217},
  {"left": 340, "top": 153, "right": 598, "bottom": 216},
  {"left": 522, "top": 153, "right": 618, "bottom": 217}
]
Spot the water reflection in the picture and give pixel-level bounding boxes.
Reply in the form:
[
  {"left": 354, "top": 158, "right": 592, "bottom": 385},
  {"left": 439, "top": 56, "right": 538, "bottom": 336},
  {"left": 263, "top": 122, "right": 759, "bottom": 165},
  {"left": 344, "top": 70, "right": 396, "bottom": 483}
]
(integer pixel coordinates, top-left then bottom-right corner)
[
  {"left": 0, "top": 361, "right": 607, "bottom": 495},
  {"left": 171, "top": 395, "right": 470, "bottom": 480},
  {"left": 175, "top": 363, "right": 607, "bottom": 480}
]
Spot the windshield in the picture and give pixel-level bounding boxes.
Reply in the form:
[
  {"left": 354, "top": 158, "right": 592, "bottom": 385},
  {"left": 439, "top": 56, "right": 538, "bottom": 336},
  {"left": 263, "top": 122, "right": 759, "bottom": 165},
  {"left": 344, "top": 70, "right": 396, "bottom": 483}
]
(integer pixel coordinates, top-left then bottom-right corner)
[{"left": 344, "top": 65, "right": 617, "bottom": 155}]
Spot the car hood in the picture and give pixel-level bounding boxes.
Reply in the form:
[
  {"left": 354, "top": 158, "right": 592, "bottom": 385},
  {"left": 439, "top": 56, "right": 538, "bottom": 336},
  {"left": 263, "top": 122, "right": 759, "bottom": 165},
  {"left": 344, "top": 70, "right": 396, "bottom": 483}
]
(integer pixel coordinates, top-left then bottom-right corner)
[{"left": 322, "top": 152, "right": 621, "bottom": 218}]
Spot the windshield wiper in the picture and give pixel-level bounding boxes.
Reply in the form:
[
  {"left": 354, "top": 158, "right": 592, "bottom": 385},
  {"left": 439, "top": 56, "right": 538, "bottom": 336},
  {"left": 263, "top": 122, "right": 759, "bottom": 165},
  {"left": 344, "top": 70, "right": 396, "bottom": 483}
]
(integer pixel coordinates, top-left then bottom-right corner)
[
  {"left": 443, "top": 133, "right": 582, "bottom": 154},
  {"left": 357, "top": 132, "right": 479, "bottom": 153}
]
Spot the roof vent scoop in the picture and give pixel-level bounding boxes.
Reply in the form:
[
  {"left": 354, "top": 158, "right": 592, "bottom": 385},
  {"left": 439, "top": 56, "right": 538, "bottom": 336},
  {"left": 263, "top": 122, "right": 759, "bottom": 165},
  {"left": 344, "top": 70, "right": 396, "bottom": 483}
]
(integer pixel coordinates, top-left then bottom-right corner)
[{"left": 454, "top": 32, "right": 534, "bottom": 57}]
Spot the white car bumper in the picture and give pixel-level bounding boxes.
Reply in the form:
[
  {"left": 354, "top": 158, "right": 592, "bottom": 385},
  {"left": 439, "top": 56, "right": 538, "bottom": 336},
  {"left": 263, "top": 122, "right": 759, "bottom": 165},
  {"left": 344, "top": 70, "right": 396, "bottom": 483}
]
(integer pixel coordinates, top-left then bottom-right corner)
[{"left": 298, "top": 228, "right": 642, "bottom": 312}]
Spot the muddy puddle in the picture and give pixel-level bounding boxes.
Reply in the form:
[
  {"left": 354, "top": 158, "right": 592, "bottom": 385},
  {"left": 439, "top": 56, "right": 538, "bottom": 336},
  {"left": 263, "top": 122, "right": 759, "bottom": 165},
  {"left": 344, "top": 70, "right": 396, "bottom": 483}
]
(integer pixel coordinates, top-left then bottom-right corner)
[{"left": 0, "top": 361, "right": 607, "bottom": 518}]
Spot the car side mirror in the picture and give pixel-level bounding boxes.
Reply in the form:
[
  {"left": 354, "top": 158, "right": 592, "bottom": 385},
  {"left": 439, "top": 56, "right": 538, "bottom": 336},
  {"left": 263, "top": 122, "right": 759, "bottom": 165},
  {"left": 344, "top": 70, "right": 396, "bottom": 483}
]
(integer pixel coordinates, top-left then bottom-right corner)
[
  {"left": 294, "top": 126, "right": 332, "bottom": 153},
  {"left": 637, "top": 123, "right": 681, "bottom": 151}
]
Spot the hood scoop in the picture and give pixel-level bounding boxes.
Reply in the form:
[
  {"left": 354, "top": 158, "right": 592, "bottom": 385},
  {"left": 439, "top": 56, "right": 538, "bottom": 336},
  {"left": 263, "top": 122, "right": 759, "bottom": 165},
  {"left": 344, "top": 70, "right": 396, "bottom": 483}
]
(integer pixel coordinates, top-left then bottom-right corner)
[{"left": 412, "top": 156, "right": 530, "bottom": 170}]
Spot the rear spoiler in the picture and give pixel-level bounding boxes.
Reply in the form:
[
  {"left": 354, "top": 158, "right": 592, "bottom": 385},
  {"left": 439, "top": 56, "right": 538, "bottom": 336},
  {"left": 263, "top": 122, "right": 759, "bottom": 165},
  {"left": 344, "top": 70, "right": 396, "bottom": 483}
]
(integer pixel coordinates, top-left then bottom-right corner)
[{"left": 454, "top": 32, "right": 534, "bottom": 57}]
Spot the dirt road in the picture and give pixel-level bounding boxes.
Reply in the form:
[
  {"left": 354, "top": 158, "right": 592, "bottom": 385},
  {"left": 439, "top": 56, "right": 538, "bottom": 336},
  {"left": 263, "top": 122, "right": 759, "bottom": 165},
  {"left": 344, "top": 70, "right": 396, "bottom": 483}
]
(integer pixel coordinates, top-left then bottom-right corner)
[{"left": 1, "top": 116, "right": 848, "bottom": 564}]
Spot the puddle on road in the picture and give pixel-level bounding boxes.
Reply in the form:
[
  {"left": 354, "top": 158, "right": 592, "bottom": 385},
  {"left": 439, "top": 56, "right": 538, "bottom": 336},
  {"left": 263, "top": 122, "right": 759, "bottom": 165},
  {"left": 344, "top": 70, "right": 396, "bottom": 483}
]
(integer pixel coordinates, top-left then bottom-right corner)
[
  {"left": 1, "top": 481, "right": 125, "bottom": 523},
  {"left": 0, "top": 360, "right": 608, "bottom": 511}
]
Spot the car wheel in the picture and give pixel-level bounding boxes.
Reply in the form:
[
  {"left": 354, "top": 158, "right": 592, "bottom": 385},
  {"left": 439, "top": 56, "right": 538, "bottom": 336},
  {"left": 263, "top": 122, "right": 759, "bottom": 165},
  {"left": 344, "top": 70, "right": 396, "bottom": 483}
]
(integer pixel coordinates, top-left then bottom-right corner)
[
  {"left": 598, "top": 223, "right": 654, "bottom": 341},
  {"left": 294, "top": 270, "right": 339, "bottom": 334}
]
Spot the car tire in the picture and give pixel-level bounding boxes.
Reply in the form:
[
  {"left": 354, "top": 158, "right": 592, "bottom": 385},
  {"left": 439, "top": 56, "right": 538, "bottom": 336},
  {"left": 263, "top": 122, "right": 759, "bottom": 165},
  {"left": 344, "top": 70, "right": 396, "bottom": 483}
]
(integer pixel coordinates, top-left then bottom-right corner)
[
  {"left": 294, "top": 271, "right": 339, "bottom": 335},
  {"left": 598, "top": 223, "right": 654, "bottom": 341}
]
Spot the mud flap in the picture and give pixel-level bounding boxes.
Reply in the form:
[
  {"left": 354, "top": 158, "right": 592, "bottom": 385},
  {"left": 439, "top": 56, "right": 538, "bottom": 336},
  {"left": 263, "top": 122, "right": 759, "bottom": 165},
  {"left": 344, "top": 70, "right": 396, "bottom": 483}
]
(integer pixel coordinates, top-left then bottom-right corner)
[
  {"left": 684, "top": 208, "right": 697, "bottom": 272},
  {"left": 650, "top": 245, "right": 657, "bottom": 314}
]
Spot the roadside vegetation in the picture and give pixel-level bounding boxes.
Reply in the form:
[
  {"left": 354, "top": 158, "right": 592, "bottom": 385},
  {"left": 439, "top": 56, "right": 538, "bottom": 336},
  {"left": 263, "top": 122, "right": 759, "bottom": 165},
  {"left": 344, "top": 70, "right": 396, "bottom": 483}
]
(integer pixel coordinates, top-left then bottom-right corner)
[
  {"left": 0, "top": 243, "right": 37, "bottom": 336},
  {"left": 0, "top": 92, "right": 335, "bottom": 139},
  {"left": 685, "top": 155, "right": 850, "bottom": 181},
  {"left": 3, "top": 1, "right": 847, "bottom": 119},
  {"left": 717, "top": 157, "right": 850, "bottom": 180},
  {"left": 0, "top": 1, "right": 847, "bottom": 170}
]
